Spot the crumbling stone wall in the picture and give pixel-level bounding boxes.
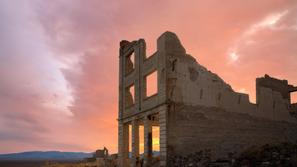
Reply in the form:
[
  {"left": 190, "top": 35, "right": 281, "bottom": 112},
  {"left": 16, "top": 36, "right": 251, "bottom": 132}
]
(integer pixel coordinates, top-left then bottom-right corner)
[
  {"left": 167, "top": 103, "right": 297, "bottom": 159},
  {"left": 118, "top": 31, "right": 297, "bottom": 166},
  {"left": 160, "top": 31, "right": 297, "bottom": 161},
  {"left": 118, "top": 34, "right": 169, "bottom": 167},
  {"left": 164, "top": 31, "right": 296, "bottom": 123}
]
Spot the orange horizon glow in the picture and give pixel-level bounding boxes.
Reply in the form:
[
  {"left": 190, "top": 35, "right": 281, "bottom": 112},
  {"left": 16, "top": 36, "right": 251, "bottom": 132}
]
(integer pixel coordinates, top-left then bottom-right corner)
[{"left": 129, "top": 125, "right": 160, "bottom": 154}]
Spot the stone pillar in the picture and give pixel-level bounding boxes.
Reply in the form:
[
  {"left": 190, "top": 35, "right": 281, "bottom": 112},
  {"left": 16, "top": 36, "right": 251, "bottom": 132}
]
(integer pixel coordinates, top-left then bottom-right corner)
[
  {"left": 144, "top": 116, "right": 152, "bottom": 167},
  {"left": 118, "top": 122, "right": 123, "bottom": 167},
  {"left": 132, "top": 119, "right": 140, "bottom": 167},
  {"left": 159, "top": 107, "right": 167, "bottom": 167},
  {"left": 119, "top": 122, "right": 129, "bottom": 167}
]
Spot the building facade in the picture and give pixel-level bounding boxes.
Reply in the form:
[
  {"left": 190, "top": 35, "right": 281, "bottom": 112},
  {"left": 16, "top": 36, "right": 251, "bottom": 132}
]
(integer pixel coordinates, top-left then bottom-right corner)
[{"left": 118, "top": 32, "right": 297, "bottom": 167}]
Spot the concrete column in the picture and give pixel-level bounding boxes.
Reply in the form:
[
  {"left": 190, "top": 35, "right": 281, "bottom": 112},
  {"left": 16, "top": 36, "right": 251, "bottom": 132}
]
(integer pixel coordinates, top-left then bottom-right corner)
[
  {"left": 118, "top": 122, "right": 123, "bottom": 167},
  {"left": 132, "top": 119, "right": 140, "bottom": 167},
  {"left": 119, "top": 122, "right": 129, "bottom": 167},
  {"left": 159, "top": 108, "right": 167, "bottom": 167},
  {"left": 144, "top": 116, "right": 152, "bottom": 167}
]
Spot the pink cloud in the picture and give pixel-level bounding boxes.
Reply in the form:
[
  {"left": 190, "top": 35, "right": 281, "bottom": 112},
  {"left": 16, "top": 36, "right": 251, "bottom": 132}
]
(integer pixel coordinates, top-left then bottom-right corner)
[{"left": 1, "top": 0, "right": 297, "bottom": 154}]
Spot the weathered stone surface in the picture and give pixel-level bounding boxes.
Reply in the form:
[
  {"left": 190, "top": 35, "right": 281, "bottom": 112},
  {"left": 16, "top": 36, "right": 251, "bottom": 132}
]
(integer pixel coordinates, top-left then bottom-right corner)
[
  {"left": 167, "top": 104, "right": 297, "bottom": 159},
  {"left": 118, "top": 31, "right": 297, "bottom": 166}
]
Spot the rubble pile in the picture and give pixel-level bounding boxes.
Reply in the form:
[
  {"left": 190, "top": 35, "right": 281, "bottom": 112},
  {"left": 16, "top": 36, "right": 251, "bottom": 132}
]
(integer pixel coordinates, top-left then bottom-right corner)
[
  {"left": 235, "top": 142, "right": 297, "bottom": 166},
  {"left": 168, "top": 149, "right": 214, "bottom": 167}
]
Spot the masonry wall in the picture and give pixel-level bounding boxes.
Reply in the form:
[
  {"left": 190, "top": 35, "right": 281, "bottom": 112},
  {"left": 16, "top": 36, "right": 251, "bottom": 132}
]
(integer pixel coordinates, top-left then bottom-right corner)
[
  {"left": 167, "top": 104, "right": 297, "bottom": 159},
  {"left": 159, "top": 31, "right": 297, "bottom": 161},
  {"left": 119, "top": 31, "right": 297, "bottom": 166},
  {"left": 164, "top": 34, "right": 294, "bottom": 123},
  {"left": 162, "top": 32, "right": 296, "bottom": 123},
  {"left": 118, "top": 33, "right": 171, "bottom": 167}
]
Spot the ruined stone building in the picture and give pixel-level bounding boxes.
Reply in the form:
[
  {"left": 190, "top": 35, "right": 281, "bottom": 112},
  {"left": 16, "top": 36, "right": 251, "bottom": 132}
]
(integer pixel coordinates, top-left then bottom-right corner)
[{"left": 118, "top": 31, "right": 297, "bottom": 167}]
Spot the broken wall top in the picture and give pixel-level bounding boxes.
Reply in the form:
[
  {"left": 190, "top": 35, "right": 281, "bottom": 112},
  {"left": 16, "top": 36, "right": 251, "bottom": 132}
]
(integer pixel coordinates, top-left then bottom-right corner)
[{"left": 119, "top": 31, "right": 297, "bottom": 122}]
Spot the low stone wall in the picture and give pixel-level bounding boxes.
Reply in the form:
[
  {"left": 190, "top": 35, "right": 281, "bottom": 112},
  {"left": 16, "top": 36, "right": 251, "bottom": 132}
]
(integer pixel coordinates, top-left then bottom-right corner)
[{"left": 167, "top": 103, "right": 297, "bottom": 160}]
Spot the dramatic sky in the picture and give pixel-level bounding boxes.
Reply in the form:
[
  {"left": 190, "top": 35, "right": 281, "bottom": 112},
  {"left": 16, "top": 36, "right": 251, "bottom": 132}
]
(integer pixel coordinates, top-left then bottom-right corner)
[{"left": 1, "top": 0, "right": 297, "bottom": 154}]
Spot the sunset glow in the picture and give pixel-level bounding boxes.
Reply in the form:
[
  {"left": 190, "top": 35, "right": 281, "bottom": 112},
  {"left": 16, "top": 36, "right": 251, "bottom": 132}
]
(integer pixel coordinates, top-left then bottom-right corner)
[{"left": 1, "top": 0, "right": 297, "bottom": 154}]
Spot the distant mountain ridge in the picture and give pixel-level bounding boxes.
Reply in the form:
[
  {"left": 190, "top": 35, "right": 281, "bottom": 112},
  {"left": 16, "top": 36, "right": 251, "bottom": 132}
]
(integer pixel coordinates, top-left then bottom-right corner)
[{"left": 0, "top": 151, "right": 93, "bottom": 161}]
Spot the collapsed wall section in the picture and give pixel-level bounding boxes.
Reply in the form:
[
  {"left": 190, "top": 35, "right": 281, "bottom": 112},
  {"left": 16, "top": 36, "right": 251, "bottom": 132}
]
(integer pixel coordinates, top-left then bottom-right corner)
[
  {"left": 159, "top": 31, "right": 297, "bottom": 161},
  {"left": 162, "top": 32, "right": 296, "bottom": 122}
]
